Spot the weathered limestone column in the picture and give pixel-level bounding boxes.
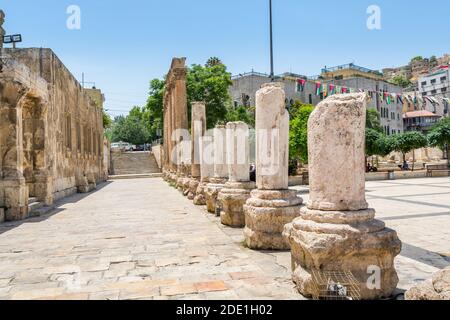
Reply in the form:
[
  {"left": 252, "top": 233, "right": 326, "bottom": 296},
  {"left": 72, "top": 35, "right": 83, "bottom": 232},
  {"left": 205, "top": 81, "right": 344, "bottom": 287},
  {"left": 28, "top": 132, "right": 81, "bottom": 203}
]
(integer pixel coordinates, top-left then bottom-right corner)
[
  {"left": 193, "top": 134, "right": 214, "bottom": 205},
  {"left": 243, "top": 83, "right": 302, "bottom": 250},
  {"left": 162, "top": 58, "right": 187, "bottom": 184},
  {"left": 218, "top": 122, "right": 255, "bottom": 227},
  {"left": 284, "top": 93, "right": 402, "bottom": 300},
  {"left": 187, "top": 102, "right": 206, "bottom": 200},
  {"left": 205, "top": 125, "right": 228, "bottom": 213}
]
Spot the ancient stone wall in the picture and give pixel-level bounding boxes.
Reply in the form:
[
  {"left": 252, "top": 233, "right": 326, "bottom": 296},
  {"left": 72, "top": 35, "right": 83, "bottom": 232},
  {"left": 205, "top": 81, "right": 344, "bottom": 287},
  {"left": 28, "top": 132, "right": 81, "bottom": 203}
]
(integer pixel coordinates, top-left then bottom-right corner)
[{"left": 0, "top": 48, "right": 105, "bottom": 221}]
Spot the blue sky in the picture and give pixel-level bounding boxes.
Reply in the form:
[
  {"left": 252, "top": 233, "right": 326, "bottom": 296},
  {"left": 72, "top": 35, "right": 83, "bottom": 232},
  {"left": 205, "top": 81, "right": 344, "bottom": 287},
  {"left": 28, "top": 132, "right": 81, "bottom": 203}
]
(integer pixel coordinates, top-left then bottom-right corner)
[{"left": 2, "top": 0, "right": 450, "bottom": 116}]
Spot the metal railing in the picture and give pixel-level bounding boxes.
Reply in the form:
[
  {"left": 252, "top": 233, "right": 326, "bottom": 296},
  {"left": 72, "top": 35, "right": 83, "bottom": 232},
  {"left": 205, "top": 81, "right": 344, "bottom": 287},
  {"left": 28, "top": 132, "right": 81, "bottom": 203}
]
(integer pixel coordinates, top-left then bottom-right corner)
[{"left": 321, "top": 63, "right": 383, "bottom": 76}]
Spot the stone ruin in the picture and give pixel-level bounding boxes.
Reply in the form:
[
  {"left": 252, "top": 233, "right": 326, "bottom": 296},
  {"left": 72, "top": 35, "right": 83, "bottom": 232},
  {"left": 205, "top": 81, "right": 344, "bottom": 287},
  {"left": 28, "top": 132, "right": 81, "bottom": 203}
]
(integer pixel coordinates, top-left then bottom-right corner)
[
  {"left": 205, "top": 125, "right": 228, "bottom": 213},
  {"left": 0, "top": 48, "right": 106, "bottom": 221},
  {"left": 158, "top": 69, "right": 403, "bottom": 299},
  {"left": 218, "top": 122, "right": 255, "bottom": 227},
  {"left": 284, "top": 93, "right": 402, "bottom": 299},
  {"left": 243, "top": 83, "right": 302, "bottom": 250},
  {"left": 162, "top": 57, "right": 188, "bottom": 184},
  {"left": 193, "top": 133, "right": 214, "bottom": 206},
  {"left": 187, "top": 102, "right": 206, "bottom": 200}
]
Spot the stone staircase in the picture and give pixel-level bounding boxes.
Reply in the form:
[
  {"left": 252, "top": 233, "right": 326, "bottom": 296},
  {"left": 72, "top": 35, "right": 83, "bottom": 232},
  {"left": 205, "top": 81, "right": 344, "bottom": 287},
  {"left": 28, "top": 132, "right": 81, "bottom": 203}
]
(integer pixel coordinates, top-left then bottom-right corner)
[
  {"left": 27, "top": 197, "right": 52, "bottom": 217},
  {"left": 110, "top": 151, "right": 162, "bottom": 179}
]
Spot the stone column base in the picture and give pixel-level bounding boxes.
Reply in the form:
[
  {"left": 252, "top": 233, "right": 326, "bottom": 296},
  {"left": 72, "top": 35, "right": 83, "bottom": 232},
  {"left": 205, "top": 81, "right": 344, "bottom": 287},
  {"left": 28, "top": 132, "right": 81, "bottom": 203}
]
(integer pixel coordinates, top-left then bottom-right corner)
[
  {"left": 187, "top": 178, "right": 200, "bottom": 200},
  {"left": 205, "top": 178, "right": 227, "bottom": 213},
  {"left": 182, "top": 177, "right": 191, "bottom": 197},
  {"left": 244, "top": 189, "right": 302, "bottom": 250},
  {"left": 169, "top": 172, "right": 178, "bottom": 185},
  {"left": 218, "top": 181, "right": 255, "bottom": 228},
  {"left": 193, "top": 180, "right": 209, "bottom": 205},
  {"left": 284, "top": 207, "right": 402, "bottom": 300}
]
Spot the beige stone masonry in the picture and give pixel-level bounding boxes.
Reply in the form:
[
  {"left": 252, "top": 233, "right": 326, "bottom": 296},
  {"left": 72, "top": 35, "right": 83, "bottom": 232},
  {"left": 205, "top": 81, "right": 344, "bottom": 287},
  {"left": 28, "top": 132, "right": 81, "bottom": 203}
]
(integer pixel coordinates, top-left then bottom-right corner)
[
  {"left": 244, "top": 83, "right": 302, "bottom": 249},
  {"left": 284, "top": 93, "right": 401, "bottom": 300}
]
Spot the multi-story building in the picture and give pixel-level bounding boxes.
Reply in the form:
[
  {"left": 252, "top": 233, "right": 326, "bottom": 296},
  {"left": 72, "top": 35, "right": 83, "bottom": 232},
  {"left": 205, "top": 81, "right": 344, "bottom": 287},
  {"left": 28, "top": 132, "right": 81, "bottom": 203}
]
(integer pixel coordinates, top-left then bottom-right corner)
[
  {"left": 403, "top": 110, "right": 441, "bottom": 133},
  {"left": 418, "top": 67, "right": 450, "bottom": 117},
  {"left": 229, "top": 63, "right": 404, "bottom": 135}
]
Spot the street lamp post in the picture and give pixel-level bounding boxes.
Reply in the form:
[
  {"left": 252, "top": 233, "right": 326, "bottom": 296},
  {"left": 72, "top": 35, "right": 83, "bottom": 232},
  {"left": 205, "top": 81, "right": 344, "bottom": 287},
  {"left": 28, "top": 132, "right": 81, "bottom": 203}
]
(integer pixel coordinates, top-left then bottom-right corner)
[{"left": 269, "top": 0, "right": 274, "bottom": 82}]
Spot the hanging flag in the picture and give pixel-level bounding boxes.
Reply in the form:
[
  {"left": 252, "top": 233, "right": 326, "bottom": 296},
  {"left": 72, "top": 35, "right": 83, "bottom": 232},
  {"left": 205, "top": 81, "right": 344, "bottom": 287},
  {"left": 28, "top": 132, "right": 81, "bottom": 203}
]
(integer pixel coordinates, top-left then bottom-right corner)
[
  {"left": 297, "top": 79, "right": 306, "bottom": 92},
  {"left": 397, "top": 95, "right": 403, "bottom": 104},
  {"left": 315, "top": 82, "right": 322, "bottom": 96},
  {"left": 329, "top": 84, "right": 335, "bottom": 95},
  {"left": 387, "top": 95, "right": 391, "bottom": 105},
  {"left": 341, "top": 87, "right": 348, "bottom": 94}
]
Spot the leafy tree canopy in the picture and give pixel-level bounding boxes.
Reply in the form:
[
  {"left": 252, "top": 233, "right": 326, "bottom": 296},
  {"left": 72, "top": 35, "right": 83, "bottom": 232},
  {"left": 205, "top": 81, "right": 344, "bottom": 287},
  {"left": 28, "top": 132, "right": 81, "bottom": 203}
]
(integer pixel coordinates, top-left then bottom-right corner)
[
  {"left": 186, "top": 61, "right": 233, "bottom": 128},
  {"left": 366, "top": 109, "right": 383, "bottom": 133},
  {"left": 111, "top": 107, "right": 152, "bottom": 145},
  {"left": 428, "top": 117, "right": 450, "bottom": 167},
  {"left": 391, "top": 131, "right": 428, "bottom": 161},
  {"left": 391, "top": 75, "right": 412, "bottom": 88},
  {"left": 225, "top": 106, "right": 255, "bottom": 128},
  {"left": 289, "top": 102, "right": 315, "bottom": 164}
]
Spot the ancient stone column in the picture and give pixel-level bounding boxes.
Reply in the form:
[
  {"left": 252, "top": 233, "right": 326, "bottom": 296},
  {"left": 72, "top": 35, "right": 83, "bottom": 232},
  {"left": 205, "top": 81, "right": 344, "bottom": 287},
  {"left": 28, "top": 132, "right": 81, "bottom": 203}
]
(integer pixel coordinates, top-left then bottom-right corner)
[
  {"left": 193, "top": 134, "right": 214, "bottom": 205},
  {"left": 284, "top": 93, "right": 401, "bottom": 300},
  {"left": 243, "top": 83, "right": 302, "bottom": 250},
  {"left": 218, "top": 122, "right": 255, "bottom": 227},
  {"left": 187, "top": 102, "right": 206, "bottom": 200},
  {"left": 205, "top": 125, "right": 228, "bottom": 213}
]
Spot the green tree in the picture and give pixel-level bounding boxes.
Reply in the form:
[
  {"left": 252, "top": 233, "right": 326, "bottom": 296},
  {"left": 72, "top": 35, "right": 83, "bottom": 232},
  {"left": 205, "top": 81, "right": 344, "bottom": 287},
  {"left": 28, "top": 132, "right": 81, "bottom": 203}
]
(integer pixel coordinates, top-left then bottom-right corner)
[
  {"left": 391, "top": 75, "right": 412, "bottom": 88},
  {"left": 289, "top": 102, "right": 315, "bottom": 164},
  {"left": 365, "top": 129, "right": 383, "bottom": 158},
  {"left": 411, "top": 56, "right": 424, "bottom": 63},
  {"left": 144, "top": 78, "right": 165, "bottom": 140},
  {"left": 428, "top": 117, "right": 450, "bottom": 168},
  {"left": 225, "top": 106, "right": 255, "bottom": 127},
  {"left": 206, "top": 57, "right": 223, "bottom": 67},
  {"left": 392, "top": 131, "right": 428, "bottom": 171},
  {"left": 187, "top": 60, "right": 233, "bottom": 128},
  {"left": 111, "top": 107, "right": 152, "bottom": 145},
  {"left": 366, "top": 109, "right": 383, "bottom": 133}
]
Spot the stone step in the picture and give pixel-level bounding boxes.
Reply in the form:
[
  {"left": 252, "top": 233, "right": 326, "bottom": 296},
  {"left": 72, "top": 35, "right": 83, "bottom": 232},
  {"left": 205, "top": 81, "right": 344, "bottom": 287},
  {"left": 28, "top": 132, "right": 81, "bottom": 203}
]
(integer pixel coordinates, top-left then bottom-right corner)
[
  {"left": 109, "top": 173, "right": 163, "bottom": 180},
  {"left": 111, "top": 151, "right": 161, "bottom": 175},
  {"left": 28, "top": 197, "right": 38, "bottom": 205},
  {"left": 29, "top": 206, "right": 53, "bottom": 218},
  {"left": 28, "top": 201, "right": 44, "bottom": 214}
]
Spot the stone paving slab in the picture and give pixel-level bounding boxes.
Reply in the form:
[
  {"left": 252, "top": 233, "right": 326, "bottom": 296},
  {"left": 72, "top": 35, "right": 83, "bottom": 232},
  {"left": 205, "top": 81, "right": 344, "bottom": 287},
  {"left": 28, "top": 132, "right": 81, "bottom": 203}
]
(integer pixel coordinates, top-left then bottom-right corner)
[
  {"left": 0, "top": 178, "right": 301, "bottom": 300},
  {"left": 0, "top": 177, "right": 448, "bottom": 300}
]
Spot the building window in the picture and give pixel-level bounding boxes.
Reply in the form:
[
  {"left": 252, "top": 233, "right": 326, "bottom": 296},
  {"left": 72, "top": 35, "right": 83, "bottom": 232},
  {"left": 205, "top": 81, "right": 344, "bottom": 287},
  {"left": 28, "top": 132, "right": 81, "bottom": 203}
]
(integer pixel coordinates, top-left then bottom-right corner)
[
  {"left": 431, "top": 89, "right": 437, "bottom": 94},
  {"left": 422, "top": 92, "right": 427, "bottom": 96},
  {"left": 441, "top": 76, "right": 447, "bottom": 83},
  {"left": 431, "top": 79, "right": 436, "bottom": 84},
  {"left": 421, "top": 81, "right": 427, "bottom": 86},
  {"left": 308, "top": 94, "right": 312, "bottom": 104},
  {"left": 442, "top": 87, "right": 447, "bottom": 93}
]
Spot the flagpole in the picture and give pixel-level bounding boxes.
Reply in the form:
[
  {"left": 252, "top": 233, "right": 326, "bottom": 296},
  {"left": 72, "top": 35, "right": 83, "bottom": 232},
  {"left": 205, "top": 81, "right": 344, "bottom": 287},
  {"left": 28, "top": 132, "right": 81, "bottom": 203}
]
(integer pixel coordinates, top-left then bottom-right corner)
[{"left": 269, "top": 0, "right": 274, "bottom": 82}]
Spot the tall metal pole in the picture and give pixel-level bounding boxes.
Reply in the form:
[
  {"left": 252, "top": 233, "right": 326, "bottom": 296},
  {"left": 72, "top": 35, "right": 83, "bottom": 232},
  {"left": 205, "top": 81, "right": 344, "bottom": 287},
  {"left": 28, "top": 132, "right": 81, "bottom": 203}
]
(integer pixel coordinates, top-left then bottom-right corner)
[{"left": 269, "top": 0, "right": 274, "bottom": 82}]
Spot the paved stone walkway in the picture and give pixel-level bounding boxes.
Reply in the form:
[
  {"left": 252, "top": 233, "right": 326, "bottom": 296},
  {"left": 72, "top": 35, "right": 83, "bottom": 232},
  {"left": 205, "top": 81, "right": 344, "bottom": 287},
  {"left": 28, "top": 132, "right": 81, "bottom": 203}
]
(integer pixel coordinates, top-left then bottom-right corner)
[
  {"left": 0, "top": 177, "right": 448, "bottom": 300},
  {"left": 0, "top": 178, "right": 300, "bottom": 300}
]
